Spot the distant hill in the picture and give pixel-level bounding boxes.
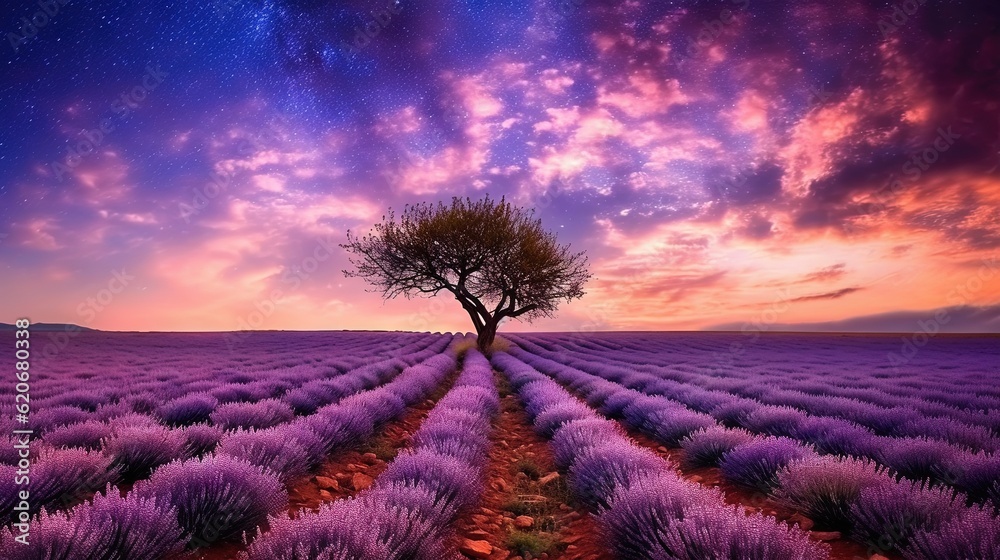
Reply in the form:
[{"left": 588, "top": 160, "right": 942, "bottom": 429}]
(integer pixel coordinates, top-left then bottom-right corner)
[
  {"left": 0, "top": 323, "right": 97, "bottom": 332},
  {"left": 706, "top": 304, "right": 1000, "bottom": 334}
]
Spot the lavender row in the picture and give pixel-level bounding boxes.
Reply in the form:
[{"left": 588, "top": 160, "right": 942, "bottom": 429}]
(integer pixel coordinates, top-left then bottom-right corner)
[
  {"left": 504, "top": 347, "right": 1000, "bottom": 558},
  {"left": 492, "top": 351, "right": 828, "bottom": 560},
  {"left": 532, "top": 332, "right": 1000, "bottom": 407},
  {"left": 2, "top": 333, "right": 449, "bottom": 438},
  {"left": 0, "top": 337, "right": 457, "bottom": 524},
  {"left": 1, "top": 339, "right": 464, "bottom": 558},
  {"left": 512, "top": 334, "right": 1000, "bottom": 430},
  {"left": 511, "top": 334, "right": 1000, "bottom": 443},
  {"left": 0, "top": 340, "right": 454, "bottom": 518},
  {"left": 508, "top": 343, "right": 1000, "bottom": 501},
  {"left": 243, "top": 347, "right": 500, "bottom": 560},
  {"left": 0, "top": 331, "right": 440, "bottom": 406}
]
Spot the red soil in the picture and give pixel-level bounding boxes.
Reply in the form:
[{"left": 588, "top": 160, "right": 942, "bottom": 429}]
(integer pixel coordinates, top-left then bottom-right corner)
[
  {"left": 624, "top": 429, "right": 900, "bottom": 560},
  {"left": 446, "top": 374, "right": 610, "bottom": 560},
  {"left": 527, "top": 378, "right": 896, "bottom": 560},
  {"left": 190, "top": 375, "right": 455, "bottom": 560}
]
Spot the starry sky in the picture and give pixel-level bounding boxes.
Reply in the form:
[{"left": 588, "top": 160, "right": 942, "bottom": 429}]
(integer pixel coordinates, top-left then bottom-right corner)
[{"left": 1, "top": 0, "right": 999, "bottom": 333}]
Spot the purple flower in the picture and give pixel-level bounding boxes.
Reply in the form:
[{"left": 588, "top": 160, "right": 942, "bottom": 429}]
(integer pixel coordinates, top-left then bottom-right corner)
[
  {"left": 849, "top": 479, "right": 967, "bottom": 552},
  {"left": 209, "top": 383, "right": 256, "bottom": 404},
  {"left": 376, "top": 450, "right": 481, "bottom": 516},
  {"left": 903, "top": 505, "right": 1000, "bottom": 560},
  {"left": 102, "top": 424, "right": 189, "bottom": 480},
  {"left": 774, "top": 455, "right": 890, "bottom": 531},
  {"left": 952, "top": 452, "right": 1000, "bottom": 507},
  {"left": 719, "top": 437, "right": 817, "bottom": 492},
  {"left": 182, "top": 423, "right": 224, "bottom": 456},
  {"left": 216, "top": 427, "right": 313, "bottom": 481},
  {"left": 569, "top": 441, "right": 667, "bottom": 510},
  {"left": 550, "top": 417, "right": 625, "bottom": 471},
  {"left": 877, "top": 437, "right": 962, "bottom": 484},
  {"left": 411, "top": 422, "right": 489, "bottom": 464},
  {"left": 73, "top": 487, "right": 186, "bottom": 559},
  {"left": 43, "top": 420, "right": 112, "bottom": 451},
  {"left": 0, "top": 507, "right": 103, "bottom": 560},
  {"left": 302, "top": 405, "right": 375, "bottom": 454},
  {"left": 210, "top": 399, "right": 295, "bottom": 431},
  {"left": 600, "top": 471, "right": 723, "bottom": 558},
  {"left": 134, "top": 454, "right": 287, "bottom": 547},
  {"left": 31, "top": 448, "right": 120, "bottom": 515},
  {"left": 711, "top": 400, "right": 759, "bottom": 428},
  {"left": 29, "top": 405, "right": 91, "bottom": 434},
  {"left": 660, "top": 505, "right": 830, "bottom": 560},
  {"left": 628, "top": 402, "right": 718, "bottom": 447},
  {"left": 680, "top": 426, "right": 756, "bottom": 470},
  {"left": 533, "top": 401, "right": 595, "bottom": 437},
  {"left": 744, "top": 405, "right": 810, "bottom": 438},
  {"left": 157, "top": 392, "right": 219, "bottom": 426},
  {"left": 244, "top": 497, "right": 453, "bottom": 560}
]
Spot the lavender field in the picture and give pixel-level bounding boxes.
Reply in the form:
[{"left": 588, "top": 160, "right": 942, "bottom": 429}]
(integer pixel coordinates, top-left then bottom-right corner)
[{"left": 2, "top": 331, "right": 999, "bottom": 560}]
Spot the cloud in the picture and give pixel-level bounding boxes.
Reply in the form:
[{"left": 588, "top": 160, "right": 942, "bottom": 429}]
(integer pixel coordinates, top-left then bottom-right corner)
[
  {"left": 799, "top": 263, "right": 847, "bottom": 283},
  {"left": 787, "top": 286, "right": 864, "bottom": 303}
]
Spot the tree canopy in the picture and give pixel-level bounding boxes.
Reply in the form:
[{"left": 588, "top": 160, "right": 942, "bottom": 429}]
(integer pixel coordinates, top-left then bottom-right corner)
[{"left": 342, "top": 196, "right": 591, "bottom": 351}]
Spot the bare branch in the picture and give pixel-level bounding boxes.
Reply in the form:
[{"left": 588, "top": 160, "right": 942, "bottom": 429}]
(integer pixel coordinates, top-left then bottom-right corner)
[{"left": 341, "top": 195, "right": 592, "bottom": 351}]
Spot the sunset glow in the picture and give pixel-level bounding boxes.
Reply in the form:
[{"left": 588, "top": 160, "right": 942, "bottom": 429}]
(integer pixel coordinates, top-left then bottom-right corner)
[{"left": 2, "top": 0, "right": 998, "bottom": 333}]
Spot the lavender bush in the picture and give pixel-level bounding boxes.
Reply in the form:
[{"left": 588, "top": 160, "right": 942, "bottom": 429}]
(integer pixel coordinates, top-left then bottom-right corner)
[
  {"left": 216, "top": 427, "right": 313, "bottom": 481},
  {"left": 210, "top": 399, "right": 295, "bottom": 431},
  {"left": 551, "top": 417, "right": 625, "bottom": 471},
  {"left": 680, "top": 426, "right": 756, "bottom": 470},
  {"left": 849, "top": 479, "right": 968, "bottom": 552},
  {"left": 31, "top": 448, "right": 120, "bottom": 515},
  {"left": 568, "top": 438, "right": 668, "bottom": 510},
  {"left": 158, "top": 392, "right": 219, "bottom": 426},
  {"left": 182, "top": 423, "right": 224, "bottom": 456},
  {"left": 101, "top": 424, "right": 189, "bottom": 480},
  {"left": 43, "top": 420, "right": 112, "bottom": 451},
  {"left": 903, "top": 505, "right": 1000, "bottom": 560},
  {"left": 774, "top": 455, "right": 890, "bottom": 530},
  {"left": 659, "top": 505, "right": 830, "bottom": 560},
  {"left": 134, "top": 454, "right": 287, "bottom": 547},
  {"left": 720, "top": 437, "right": 817, "bottom": 491}
]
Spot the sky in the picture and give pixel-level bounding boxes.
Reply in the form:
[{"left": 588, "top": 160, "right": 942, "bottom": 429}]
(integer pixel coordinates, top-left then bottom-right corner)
[{"left": 1, "top": 0, "right": 999, "bottom": 334}]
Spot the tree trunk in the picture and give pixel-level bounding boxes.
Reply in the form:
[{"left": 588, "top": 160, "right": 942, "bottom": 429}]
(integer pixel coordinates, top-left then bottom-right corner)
[{"left": 477, "top": 319, "right": 497, "bottom": 353}]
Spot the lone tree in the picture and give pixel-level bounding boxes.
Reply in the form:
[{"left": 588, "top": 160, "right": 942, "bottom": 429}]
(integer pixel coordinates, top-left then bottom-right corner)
[{"left": 342, "top": 196, "right": 591, "bottom": 352}]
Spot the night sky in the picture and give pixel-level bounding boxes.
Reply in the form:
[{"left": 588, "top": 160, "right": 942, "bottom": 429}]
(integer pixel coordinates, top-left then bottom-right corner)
[{"left": 1, "top": 0, "right": 999, "bottom": 333}]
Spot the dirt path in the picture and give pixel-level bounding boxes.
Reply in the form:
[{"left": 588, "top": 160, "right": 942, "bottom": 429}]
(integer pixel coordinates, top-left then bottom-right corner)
[
  {"left": 190, "top": 372, "right": 457, "bottom": 560},
  {"left": 448, "top": 374, "right": 610, "bottom": 560},
  {"left": 521, "top": 370, "right": 893, "bottom": 560}
]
